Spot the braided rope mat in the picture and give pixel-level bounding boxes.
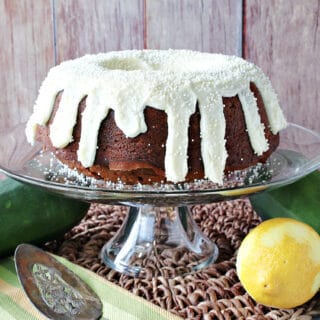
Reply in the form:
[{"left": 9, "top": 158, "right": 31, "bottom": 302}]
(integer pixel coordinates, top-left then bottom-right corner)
[{"left": 45, "top": 199, "right": 320, "bottom": 320}]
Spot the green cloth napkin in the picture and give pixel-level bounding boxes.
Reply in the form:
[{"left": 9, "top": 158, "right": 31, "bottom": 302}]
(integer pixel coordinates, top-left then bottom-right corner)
[{"left": 0, "top": 256, "right": 182, "bottom": 320}]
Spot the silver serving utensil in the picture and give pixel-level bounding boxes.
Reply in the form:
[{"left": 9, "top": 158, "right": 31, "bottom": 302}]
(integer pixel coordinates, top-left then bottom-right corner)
[{"left": 15, "top": 244, "right": 103, "bottom": 320}]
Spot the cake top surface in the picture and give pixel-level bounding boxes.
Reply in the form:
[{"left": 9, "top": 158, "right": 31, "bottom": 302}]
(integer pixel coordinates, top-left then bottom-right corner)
[
  {"left": 26, "top": 49, "right": 287, "bottom": 184},
  {"left": 37, "top": 50, "right": 263, "bottom": 91},
  {"left": 56, "top": 50, "right": 249, "bottom": 77}
]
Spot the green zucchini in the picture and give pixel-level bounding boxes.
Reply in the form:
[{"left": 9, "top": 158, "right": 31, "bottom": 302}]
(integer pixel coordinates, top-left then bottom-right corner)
[
  {"left": 249, "top": 170, "right": 320, "bottom": 233},
  {"left": 0, "top": 178, "right": 90, "bottom": 257}
]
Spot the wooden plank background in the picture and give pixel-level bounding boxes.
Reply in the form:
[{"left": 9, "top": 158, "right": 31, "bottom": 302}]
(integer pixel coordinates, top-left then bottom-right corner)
[
  {"left": 146, "top": 0, "right": 242, "bottom": 54},
  {"left": 245, "top": 0, "right": 320, "bottom": 131},
  {"left": 54, "top": 0, "right": 145, "bottom": 63},
  {"left": 0, "top": 0, "right": 319, "bottom": 132},
  {"left": 0, "top": 0, "right": 54, "bottom": 130}
]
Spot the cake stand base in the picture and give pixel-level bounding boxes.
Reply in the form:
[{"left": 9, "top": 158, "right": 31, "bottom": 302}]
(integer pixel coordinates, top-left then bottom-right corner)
[{"left": 101, "top": 205, "right": 218, "bottom": 278}]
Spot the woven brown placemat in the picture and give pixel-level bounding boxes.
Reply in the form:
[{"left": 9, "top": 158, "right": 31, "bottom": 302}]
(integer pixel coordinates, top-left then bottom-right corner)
[{"left": 45, "top": 199, "right": 320, "bottom": 320}]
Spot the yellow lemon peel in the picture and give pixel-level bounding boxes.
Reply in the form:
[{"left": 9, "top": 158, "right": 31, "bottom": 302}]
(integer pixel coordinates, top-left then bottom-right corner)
[{"left": 236, "top": 217, "right": 320, "bottom": 309}]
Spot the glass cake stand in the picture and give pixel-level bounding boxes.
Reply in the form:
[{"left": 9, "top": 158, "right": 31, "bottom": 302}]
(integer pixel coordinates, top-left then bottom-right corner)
[{"left": 0, "top": 123, "right": 320, "bottom": 278}]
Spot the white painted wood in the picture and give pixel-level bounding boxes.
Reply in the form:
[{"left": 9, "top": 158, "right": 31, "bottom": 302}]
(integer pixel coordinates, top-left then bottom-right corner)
[
  {"left": 0, "top": 0, "right": 54, "bottom": 130},
  {"left": 245, "top": 0, "right": 320, "bottom": 132},
  {"left": 54, "top": 0, "right": 145, "bottom": 62},
  {"left": 146, "top": 0, "right": 242, "bottom": 55}
]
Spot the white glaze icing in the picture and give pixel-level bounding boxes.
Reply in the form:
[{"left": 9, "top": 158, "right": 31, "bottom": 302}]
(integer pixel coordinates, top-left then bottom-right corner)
[
  {"left": 26, "top": 50, "right": 287, "bottom": 184},
  {"left": 238, "top": 83, "right": 269, "bottom": 156}
]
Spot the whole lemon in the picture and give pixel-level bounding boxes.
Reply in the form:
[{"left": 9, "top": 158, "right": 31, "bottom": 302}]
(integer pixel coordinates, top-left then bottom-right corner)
[{"left": 236, "top": 217, "right": 320, "bottom": 308}]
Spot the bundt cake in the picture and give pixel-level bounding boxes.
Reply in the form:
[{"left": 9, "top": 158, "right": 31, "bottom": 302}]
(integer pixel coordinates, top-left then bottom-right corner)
[{"left": 26, "top": 50, "right": 287, "bottom": 185}]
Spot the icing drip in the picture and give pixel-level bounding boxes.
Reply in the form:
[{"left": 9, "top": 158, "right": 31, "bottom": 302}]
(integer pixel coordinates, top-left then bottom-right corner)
[
  {"left": 253, "top": 75, "right": 287, "bottom": 134},
  {"left": 50, "top": 88, "right": 86, "bottom": 147},
  {"left": 77, "top": 89, "right": 110, "bottom": 167},
  {"left": 26, "top": 50, "right": 287, "bottom": 184},
  {"left": 238, "top": 83, "right": 269, "bottom": 156},
  {"left": 162, "top": 89, "right": 197, "bottom": 182},
  {"left": 193, "top": 83, "right": 227, "bottom": 183}
]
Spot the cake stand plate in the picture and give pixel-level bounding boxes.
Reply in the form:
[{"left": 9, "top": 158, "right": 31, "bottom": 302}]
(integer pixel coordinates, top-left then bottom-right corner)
[{"left": 0, "top": 123, "right": 320, "bottom": 278}]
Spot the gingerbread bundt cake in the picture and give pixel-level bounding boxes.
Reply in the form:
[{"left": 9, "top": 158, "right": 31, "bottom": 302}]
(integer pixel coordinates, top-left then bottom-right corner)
[{"left": 26, "top": 50, "right": 287, "bottom": 185}]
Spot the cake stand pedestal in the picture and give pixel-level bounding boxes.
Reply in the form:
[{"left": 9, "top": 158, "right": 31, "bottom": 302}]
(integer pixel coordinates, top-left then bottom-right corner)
[
  {"left": 101, "top": 205, "right": 218, "bottom": 277},
  {"left": 1, "top": 123, "right": 320, "bottom": 278}
]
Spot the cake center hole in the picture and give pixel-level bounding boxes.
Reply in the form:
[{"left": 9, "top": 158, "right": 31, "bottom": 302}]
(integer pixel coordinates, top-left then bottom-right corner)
[{"left": 99, "top": 57, "right": 149, "bottom": 71}]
